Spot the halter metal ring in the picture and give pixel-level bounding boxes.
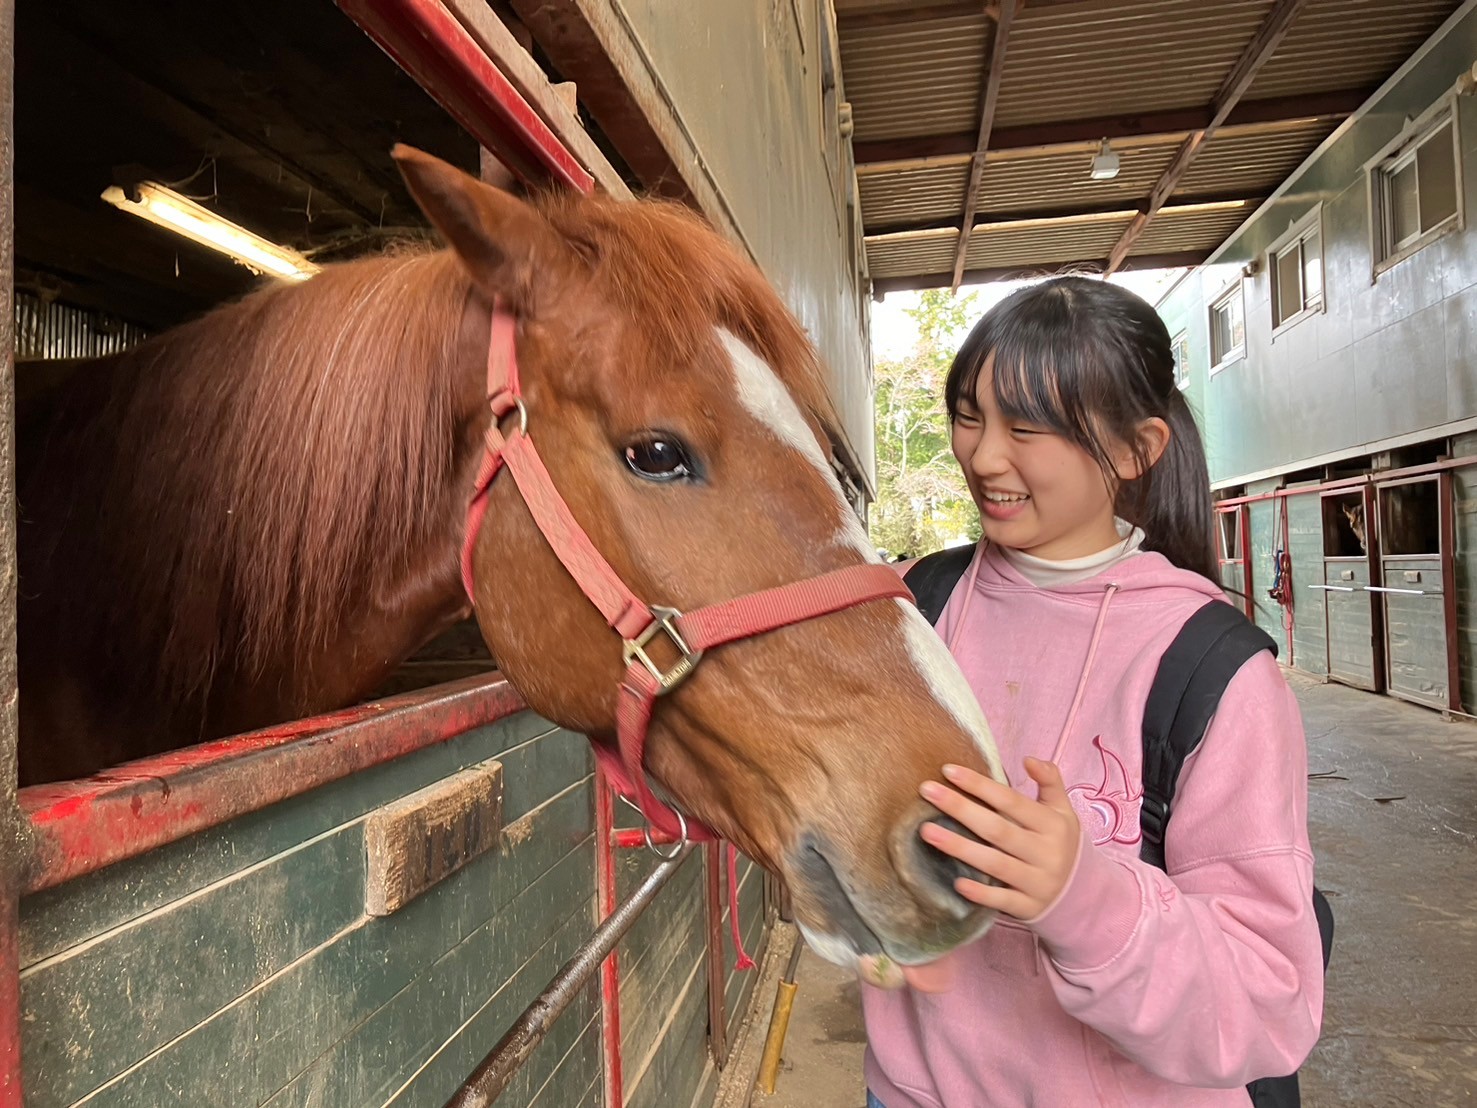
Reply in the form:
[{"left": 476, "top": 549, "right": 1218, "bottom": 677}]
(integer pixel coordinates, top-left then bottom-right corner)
[
  {"left": 510, "top": 395, "right": 529, "bottom": 437},
  {"left": 644, "top": 808, "right": 688, "bottom": 859}
]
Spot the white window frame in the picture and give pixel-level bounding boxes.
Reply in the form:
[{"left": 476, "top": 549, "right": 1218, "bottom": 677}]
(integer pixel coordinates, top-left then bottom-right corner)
[
  {"left": 1171, "top": 330, "right": 1191, "bottom": 390},
  {"left": 1367, "top": 97, "right": 1464, "bottom": 278},
  {"left": 1208, "top": 281, "right": 1246, "bottom": 375},
  {"left": 1268, "top": 206, "right": 1325, "bottom": 336}
]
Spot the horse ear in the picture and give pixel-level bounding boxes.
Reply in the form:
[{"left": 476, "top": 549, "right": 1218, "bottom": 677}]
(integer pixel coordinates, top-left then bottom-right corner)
[{"left": 391, "top": 143, "right": 568, "bottom": 313}]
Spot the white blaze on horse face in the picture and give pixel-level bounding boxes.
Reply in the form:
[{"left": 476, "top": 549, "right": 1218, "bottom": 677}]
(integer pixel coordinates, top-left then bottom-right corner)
[
  {"left": 716, "top": 329, "right": 875, "bottom": 560},
  {"left": 717, "top": 329, "right": 1003, "bottom": 778}
]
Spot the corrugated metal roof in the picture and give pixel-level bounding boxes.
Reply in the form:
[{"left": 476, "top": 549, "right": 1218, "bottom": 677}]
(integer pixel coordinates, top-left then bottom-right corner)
[
  {"left": 842, "top": 0, "right": 1462, "bottom": 288},
  {"left": 840, "top": 14, "right": 990, "bottom": 143}
]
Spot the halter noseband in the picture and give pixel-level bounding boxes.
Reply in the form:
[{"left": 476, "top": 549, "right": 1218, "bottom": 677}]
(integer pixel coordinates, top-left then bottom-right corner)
[{"left": 461, "top": 302, "right": 911, "bottom": 960}]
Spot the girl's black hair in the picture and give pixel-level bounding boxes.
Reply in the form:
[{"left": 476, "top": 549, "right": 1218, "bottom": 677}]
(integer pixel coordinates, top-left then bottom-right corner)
[{"left": 944, "top": 275, "right": 1218, "bottom": 584}]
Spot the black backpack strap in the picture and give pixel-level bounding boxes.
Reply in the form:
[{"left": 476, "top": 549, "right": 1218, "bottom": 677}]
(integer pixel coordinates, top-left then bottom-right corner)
[
  {"left": 1139, "top": 601, "right": 1278, "bottom": 870},
  {"left": 901, "top": 543, "right": 978, "bottom": 627}
]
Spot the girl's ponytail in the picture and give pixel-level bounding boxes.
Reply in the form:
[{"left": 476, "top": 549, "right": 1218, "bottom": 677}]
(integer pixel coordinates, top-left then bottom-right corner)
[{"left": 1124, "top": 387, "right": 1219, "bottom": 584}]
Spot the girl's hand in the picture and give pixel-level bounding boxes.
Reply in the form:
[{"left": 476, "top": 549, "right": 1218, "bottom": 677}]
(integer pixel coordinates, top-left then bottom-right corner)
[{"left": 918, "top": 757, "right": 1081, "bottom": 921}]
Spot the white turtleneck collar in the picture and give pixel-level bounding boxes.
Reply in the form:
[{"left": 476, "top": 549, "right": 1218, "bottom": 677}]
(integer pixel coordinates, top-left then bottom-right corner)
[{"left": 1000, "top": 517, "right": 1146, "bottom": 589}]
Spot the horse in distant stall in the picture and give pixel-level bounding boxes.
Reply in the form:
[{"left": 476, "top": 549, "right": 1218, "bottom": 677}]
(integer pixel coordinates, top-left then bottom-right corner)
[{"left": 15, "top": 145, "right": 1001, "bottom": 981}]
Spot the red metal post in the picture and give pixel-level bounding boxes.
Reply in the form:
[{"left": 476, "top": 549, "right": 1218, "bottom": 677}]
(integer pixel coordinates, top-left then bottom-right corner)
[
  {"left": 594, "top": 765, "right": 624, "bottom": 1107},
  {"left": 335, "top": 0, "right": 594, "bottom": 194}
]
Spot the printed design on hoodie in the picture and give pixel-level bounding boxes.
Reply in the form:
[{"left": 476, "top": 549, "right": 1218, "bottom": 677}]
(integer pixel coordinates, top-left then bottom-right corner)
[{"left": 1066, "top": 735, "right": 1143, "bottom": 846}]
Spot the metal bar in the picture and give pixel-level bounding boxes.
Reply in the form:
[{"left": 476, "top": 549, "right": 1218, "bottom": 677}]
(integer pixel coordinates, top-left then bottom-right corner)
[
  {"left": 594, "top": 766, "right": 624, "bottom": 1108},
  {"left": 445, "top": 844, "right": 694, "bottom": 1107},
  {"left": 704, "top": 842, "right": 729, "bottom": 1067},
  {"left": 1363, "top": 586, "right": 1433, "bottom": 596},
  {"left": 0, "top": 0, "right": 23, "bottom": 1098},
  {"left": 950, "top": 0, "right": 1016, "bottom": 290},
  {"left": 20, "top": 675, "right": 526, "bottom": 893},
  {"left": 1440, "top": 470, "right": 1463, "bottom": 713},
  {"left": 1307, "top": 584, "right": 1356, "bottom": 592},
  {"left": 335, "top": 0, "right": 594, "bottom": 193},
  {"left": 1105, "top": 0, "right": 1310, "bottom": 274}
]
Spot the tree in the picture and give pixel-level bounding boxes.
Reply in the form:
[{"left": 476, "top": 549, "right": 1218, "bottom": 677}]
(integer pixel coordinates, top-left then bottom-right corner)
[{"left": 868, "top": 290, "right": 982, "bottom": 558}]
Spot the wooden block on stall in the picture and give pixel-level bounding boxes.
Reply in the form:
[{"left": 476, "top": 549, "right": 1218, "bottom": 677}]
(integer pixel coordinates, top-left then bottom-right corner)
[{"left": 364, "top": 760, "right": 504, "bottom": 916}]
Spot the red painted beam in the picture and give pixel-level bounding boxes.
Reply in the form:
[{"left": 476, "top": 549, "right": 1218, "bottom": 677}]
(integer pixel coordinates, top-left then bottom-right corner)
[
  {"left": 20, "top": 675, "right": 527, "bottom": 893},
  {"left": 335, "top": 0, "right": 594, "bottom": 194}
]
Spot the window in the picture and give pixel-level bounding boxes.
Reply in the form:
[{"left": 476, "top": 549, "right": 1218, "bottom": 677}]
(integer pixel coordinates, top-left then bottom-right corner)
[
  {"left": 1271, "top": 216, "right": 1323, "bottom": 329},
  {"left": 1171, "top": 330, "right": 1190, "bottom": 389},
  {"left": 1373, "top": 111, "right": 1460, "bottom": 268},
  {"left": 1217, "top": 509, "right": 1244, "bottom": 562},
  {"left": 1209, "top": 284, "right": 1245, "bottom": 370}
]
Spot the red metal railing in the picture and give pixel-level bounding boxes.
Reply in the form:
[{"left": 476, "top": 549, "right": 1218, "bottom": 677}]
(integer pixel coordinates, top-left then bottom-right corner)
[{"left": 19, "top": 675, "right": 526, "bottom": 893}]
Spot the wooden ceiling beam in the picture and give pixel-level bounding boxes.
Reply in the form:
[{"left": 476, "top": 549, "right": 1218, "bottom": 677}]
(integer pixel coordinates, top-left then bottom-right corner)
[
  {"left": 950, "top": 0, "right": 1017, "bottom": 290},
  {"left": 871, "top": 250, "right": 1210, "bottom": 294},
  {"left": 853, "top": 87, "right": 1368, "bottom": 169},
  {"left": 836, "top": 0, "right": 1088, "bottom": 30},
  {"left": 1104, "top": 0, "right": 1310, "bottom": 275},
  {"left": 865, "top": 191, "right": 1264, "bottom": 239}
]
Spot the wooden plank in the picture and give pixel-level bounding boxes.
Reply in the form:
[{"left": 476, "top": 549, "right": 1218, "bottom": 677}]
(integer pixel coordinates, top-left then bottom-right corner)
[
  {"left": 623, "top": 948, "right": 709, "bottom": 1108},
  {"left": 1326, "top": 560, "right": 1377, "bottom": 690},
  {"left": 19, "top": 714, "right": 562, "bottom": 966},
  {"left": 852, "top": 89, "right": 1369, "bottom": 168},
  {"left": 366, "top": 759, "right": 505, "bottom": 917},
  {"left": 1381, "top": 557, "right": 1448, "bottom": 708},
  {"left": 869, "top": 251, "right": 1209, "bottom": 294},
  {"left": 261, "top": 822, "right": 595, "bottom": 1107},
  {"left": 950, "top": 0, "right": 1016, "bottom": 290},
  {"left": 440, "top": 0, "right": 631, "bottom": 198},
  {"left": 1104, "top": 0, "right": 1311, "bottom": 274},
  {"left": 1288, "top": 493, "right": 1328, "bottom": 677},
  {"left": 20, "top": 760, "right": 593, "bottom": 1107},
  {"left": 378, "top": 915, "right": 599, "bottom": 1108},
  {"left": 21, "top": 826, "right": 366, "bottom": 1107},
  {"left": 618, "top": 858, "right": 706, "bottom": 1076}
]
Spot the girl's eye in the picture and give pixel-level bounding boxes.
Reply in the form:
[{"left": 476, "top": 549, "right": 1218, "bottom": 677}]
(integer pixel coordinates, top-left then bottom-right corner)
[
  {"left": 623, "top": 436, "right": 696, "bottom": 482},
  {"left": 1011, "top": 426, "right": 1044, "bottom": 436}
]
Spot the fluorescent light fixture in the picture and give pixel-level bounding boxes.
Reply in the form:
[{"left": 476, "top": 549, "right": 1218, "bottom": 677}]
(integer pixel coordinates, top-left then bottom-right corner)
[
  {"left": 1089, "top": 139, "right": 1120, "bottom": 181},
  {"left": 101, "top": 182, "right": 319, "bottom": 282}
]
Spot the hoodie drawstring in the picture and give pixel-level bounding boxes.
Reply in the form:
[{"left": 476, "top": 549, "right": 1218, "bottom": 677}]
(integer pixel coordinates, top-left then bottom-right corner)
[{"left": 1048, "top": 583, "right": 1119, "bottom": 765}]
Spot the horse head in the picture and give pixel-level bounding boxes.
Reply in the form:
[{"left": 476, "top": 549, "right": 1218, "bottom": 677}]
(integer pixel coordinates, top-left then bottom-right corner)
[{"left": 393, "top": 146, "right": 1004, "bottom": 983}]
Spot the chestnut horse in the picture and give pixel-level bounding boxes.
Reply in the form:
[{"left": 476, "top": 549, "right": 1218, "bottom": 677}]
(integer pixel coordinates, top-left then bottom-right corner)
[{"left": 15, "top": 145, "right": 1003, "bottom": 979}]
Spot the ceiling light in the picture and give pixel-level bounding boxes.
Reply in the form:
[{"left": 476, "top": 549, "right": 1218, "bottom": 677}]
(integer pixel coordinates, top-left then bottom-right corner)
[
  {"left": 1089, "top": 139, "right": 1121, "bottom": 181},
  {"left": 101, "top": 182, "right": 320, "bottom": 282}
]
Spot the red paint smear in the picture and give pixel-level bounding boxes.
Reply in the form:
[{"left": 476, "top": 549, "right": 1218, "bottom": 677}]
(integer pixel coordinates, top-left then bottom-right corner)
[{"left": 20, "top": 675, "right": 526, "bottom": 893}]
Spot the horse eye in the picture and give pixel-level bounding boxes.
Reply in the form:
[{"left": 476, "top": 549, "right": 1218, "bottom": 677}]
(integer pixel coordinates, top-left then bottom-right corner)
[{"left": 623, "top": 436, "right": 695, "bottom": 482}]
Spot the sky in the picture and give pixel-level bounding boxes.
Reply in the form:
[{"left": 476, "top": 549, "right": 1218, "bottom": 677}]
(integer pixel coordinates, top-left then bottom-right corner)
[{"left": 870, "top": 267, "right": 1191, "bottom": 361}]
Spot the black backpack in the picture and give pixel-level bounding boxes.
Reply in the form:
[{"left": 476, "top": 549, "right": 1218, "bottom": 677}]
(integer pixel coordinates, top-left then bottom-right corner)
[{"left": 904, "top": 546, "right": 1333, "bottom": 1108}]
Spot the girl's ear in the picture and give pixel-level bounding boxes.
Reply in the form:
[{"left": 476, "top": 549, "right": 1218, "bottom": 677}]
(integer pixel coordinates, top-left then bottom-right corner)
[{"left": 1113, "top": 417, "right": 1171, "bottom": 480}]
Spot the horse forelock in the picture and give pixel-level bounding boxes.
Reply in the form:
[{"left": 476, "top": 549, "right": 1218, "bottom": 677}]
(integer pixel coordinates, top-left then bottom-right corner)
[{"left": 532, "top": 190, "right": 842, "bottom": 441}]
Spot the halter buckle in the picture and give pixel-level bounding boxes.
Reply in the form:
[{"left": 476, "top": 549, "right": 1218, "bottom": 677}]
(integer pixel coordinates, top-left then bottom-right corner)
[{"left": 623, "top": 606, "right": 704, "bottom": 694}]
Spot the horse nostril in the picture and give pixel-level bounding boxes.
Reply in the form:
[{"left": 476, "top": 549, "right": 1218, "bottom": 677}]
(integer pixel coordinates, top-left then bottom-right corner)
[{"left": 916, "top": 815, "right": 988, "bottom": 894}]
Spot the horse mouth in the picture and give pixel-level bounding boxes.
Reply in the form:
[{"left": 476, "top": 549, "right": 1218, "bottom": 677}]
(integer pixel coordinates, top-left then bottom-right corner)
[{"left": 790, "top": 836, "right": 887, "bottom": 960}]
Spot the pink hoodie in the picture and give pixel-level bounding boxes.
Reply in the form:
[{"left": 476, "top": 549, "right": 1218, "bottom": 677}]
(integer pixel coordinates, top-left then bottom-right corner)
[{"left": 863, "top": 543, "right": 1324, "bottom": 1107}]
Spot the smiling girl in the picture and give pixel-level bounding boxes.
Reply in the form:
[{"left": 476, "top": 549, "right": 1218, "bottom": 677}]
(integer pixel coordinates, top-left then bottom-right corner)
[{"left": 864, "top": 276, "right": 1324, "bottom": 1107}]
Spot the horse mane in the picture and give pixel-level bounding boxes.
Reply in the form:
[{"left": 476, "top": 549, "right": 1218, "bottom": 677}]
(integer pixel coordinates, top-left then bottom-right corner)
[
  {"left": 19, "top": 186, "right": 840, "bottom": 732},
  {"left": 20, "top": 247, "right": 474, "bottom": 722}
]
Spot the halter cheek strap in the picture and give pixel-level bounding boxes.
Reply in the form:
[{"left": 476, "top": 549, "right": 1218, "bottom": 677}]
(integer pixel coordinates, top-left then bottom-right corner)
[{"left": 462, "top": 300, "right": 913, "bottom": 967}]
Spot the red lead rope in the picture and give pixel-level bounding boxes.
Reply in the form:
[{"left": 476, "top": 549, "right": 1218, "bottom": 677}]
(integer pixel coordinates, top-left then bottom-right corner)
[{"left": 462, "top": 302, "right": 912, "bottom": 970}]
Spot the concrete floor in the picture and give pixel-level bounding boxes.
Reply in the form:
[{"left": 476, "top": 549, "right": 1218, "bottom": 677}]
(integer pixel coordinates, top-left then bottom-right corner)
[{"left": 738, "top": 672, "right": 1477, "bottom": 1108}]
